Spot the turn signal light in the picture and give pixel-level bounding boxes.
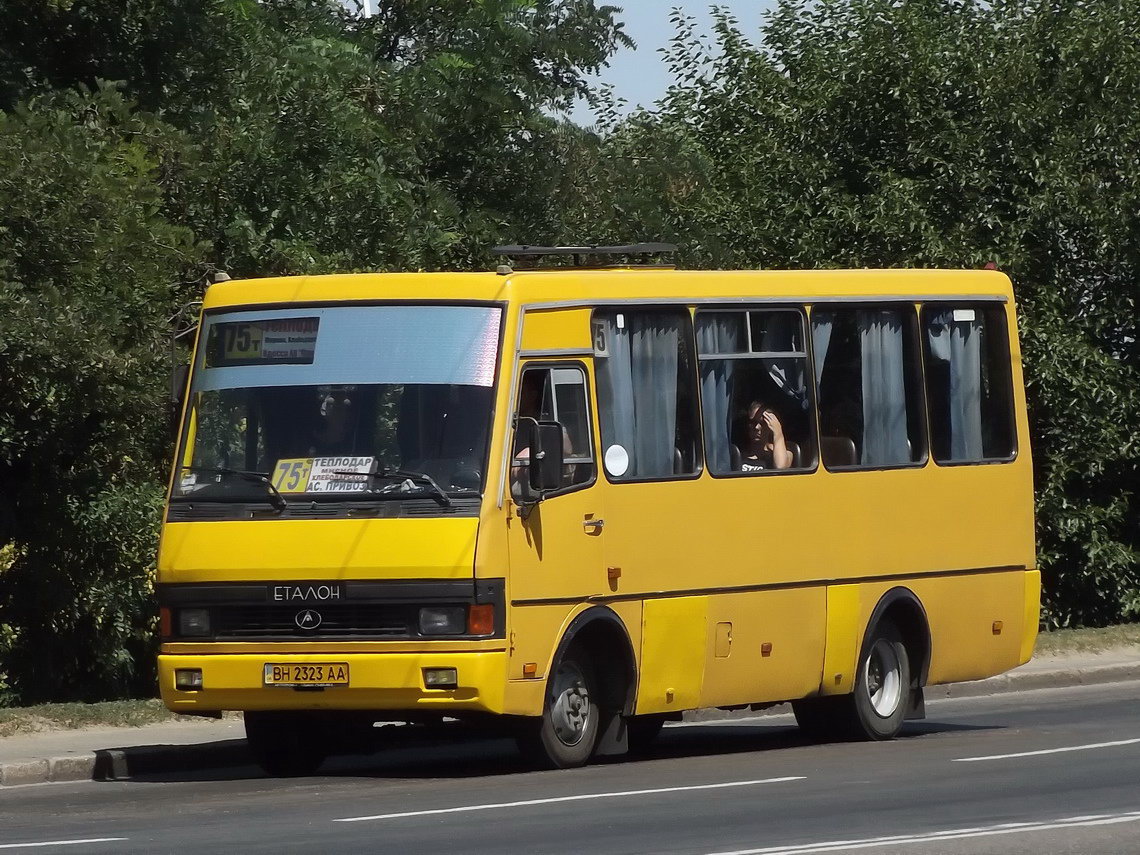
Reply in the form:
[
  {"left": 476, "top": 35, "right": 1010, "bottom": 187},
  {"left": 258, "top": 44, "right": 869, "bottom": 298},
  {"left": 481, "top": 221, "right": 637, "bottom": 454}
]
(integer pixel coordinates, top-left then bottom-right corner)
[
  {"left": 160, "top": 607, "right": 172, "bottom": 638},
  {"left": 467, "top": 604, "right": 494, "bottom": 636}
]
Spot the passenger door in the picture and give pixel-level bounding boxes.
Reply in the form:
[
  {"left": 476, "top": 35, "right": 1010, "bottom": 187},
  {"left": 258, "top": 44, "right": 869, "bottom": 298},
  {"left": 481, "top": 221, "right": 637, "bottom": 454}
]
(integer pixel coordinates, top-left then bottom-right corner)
[{"left": 506, "top": 363, "right": 606, "bottom": 603}]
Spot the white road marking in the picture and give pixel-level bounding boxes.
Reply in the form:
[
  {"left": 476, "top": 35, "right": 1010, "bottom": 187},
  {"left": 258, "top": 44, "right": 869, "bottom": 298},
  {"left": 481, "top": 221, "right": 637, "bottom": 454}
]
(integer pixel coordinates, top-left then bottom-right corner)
[
  {"left": 0, "top": 840, "right": 128, "bottom": 851},
  {"left": 953, "top": 737, "right": 1140, "bottom": 762},
  {"left": 334, "top": 776, "right": 805, "bottom": 823},
  {"left": 706, "top": 810, "right": 1140, "bottom": 854}
]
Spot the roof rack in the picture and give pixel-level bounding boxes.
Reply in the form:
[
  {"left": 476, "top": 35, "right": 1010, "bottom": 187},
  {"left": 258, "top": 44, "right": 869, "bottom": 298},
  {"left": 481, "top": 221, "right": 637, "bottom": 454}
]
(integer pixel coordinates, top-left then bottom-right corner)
[{"left": 492, "top": 243, "right": 677, "bottom": 270}]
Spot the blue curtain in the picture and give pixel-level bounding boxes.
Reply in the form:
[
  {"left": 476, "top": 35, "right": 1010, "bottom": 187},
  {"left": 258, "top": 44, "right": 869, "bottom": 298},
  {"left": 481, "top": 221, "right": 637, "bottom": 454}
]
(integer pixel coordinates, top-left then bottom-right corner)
[
  {"left": 858, "top": 310, "right": 910, "bottom": 466},
  {"left": 696, "top": 315, "right": 740, "bottom": 473}
]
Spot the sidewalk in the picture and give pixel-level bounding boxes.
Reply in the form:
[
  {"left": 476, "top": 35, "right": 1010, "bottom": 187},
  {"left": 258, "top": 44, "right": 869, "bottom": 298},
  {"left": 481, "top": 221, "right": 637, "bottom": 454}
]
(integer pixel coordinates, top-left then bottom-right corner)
[
  {"left": 0, "top": 718, "right": 248, "bottom": 786},
  {"left": 2, "top": 647, "right": 1137, "bottom": 787}
]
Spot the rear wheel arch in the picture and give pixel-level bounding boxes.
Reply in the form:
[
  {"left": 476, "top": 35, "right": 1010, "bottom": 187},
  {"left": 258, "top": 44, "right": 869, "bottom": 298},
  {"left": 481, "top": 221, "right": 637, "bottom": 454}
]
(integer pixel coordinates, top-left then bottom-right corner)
[{"left": 864, "top": 587, "right": 931, "bottom": 688}]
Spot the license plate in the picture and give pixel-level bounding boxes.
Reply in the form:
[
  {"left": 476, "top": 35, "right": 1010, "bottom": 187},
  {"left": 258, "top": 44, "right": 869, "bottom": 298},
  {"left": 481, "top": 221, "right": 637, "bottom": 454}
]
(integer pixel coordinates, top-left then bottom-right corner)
[{"left": 263, "top": 663, "right": 349, "bottom": 687}]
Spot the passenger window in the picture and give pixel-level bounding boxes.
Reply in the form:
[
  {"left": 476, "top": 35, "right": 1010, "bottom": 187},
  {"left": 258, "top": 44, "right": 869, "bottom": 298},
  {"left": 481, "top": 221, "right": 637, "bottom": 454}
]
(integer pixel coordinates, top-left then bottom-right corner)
[
  {"left": 696, "top": 309, "right": 817, "bottom": 475},
  {"left": 592, "top": 309, "right": 701, "bottom": 480},
  {"left": 812, "top": 307, "right": 926, "bottom": 468},
  {"left": 922, "top": 305, "right": 1015, "bottom": 463},
  {"left": 513, "top": 365, "right": 595, "bottom": 489}
]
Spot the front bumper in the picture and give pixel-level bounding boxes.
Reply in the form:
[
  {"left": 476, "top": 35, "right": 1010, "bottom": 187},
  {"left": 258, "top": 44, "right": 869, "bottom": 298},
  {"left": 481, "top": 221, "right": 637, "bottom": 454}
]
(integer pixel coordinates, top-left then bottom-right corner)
[{"left": 159, "top": 650, "right": 508, "bottom": 714}]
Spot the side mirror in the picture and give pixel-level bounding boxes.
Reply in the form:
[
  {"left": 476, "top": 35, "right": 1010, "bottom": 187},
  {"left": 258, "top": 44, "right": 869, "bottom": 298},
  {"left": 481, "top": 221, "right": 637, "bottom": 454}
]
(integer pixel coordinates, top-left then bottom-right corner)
[
  {"left": 511, "top": 417, "right": 564, "bottom": 514},
  {"left": 169, "top": 363, "right": 190, "bottom": 436},
  {"left": 529, "top": 420, "right": 564, "bottom": 492},
  {"left": 171, "top": 363, "right": 190, "bottom": 406}
]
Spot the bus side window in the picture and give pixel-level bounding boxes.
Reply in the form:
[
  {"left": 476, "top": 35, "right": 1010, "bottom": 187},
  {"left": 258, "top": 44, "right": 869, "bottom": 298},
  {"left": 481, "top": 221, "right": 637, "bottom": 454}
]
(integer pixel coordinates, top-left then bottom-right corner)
[
  {"left": 593, "top": 309, "right": 702, "bottom": 480},
  {"left": 513, "top": 365, "right": 596, "bottom": 490},
  {"left": 922, "top": 305, "right": 1016, "bottom": 463},
  {"left": 813, "top": 306, "right": 926, "bottom": 468},
  {"left": 696, "top": 308, "right": 817, "bottom": 475}
]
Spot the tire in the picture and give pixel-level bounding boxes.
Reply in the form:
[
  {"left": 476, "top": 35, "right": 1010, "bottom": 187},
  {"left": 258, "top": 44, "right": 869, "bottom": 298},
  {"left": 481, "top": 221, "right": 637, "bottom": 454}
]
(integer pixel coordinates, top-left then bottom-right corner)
[
  {"left": 244, "top": 711, "right": 329, "bottom": 777},
  {"left": 517, "top": 651, "right": 599, "bottom": 769},
  {"left": 626, "top": 715, "right": 666, "bottom": 755},
  {"left": 851, "top": 620, "right": 911, "bottom": 740},
  {"left": 793, "top": 621, "right": 911, "bottom": 742}
]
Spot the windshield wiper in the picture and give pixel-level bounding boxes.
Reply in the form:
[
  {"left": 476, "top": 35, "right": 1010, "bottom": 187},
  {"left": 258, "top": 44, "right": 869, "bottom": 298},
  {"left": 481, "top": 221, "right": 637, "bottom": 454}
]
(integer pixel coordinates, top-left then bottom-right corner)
[
  {"left": 337, "top": 468, "right": 453, "bottom": 507},
  {"left": 179, "top": 466, "right": 288, "bottom": 512}
]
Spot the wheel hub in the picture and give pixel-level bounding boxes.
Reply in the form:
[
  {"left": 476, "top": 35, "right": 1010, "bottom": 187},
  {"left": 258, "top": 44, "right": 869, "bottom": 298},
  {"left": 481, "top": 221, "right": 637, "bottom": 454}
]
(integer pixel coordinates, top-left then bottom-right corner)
[
  {"left": 550, "top": 663, "right": 591, "bottom": 745},
  {"left": 865, "top": 638, "right": 902, "bottom": 717}
]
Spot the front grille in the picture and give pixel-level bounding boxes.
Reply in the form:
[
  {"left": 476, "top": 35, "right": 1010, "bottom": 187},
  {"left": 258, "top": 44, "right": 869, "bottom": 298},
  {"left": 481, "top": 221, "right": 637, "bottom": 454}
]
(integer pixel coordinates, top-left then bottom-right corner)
[{"left": 214, "top": 604, "right": 413, "bottom": 639}]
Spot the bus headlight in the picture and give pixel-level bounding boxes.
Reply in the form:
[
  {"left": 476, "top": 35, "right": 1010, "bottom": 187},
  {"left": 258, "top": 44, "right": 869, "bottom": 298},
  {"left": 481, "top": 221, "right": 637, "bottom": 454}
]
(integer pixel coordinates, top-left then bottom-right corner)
[
  {"left": 178, "top": 608, "right": 212, "bottom": 637},
  {"left": 418, "top": 606, "right": 465, "bottom": 635}
]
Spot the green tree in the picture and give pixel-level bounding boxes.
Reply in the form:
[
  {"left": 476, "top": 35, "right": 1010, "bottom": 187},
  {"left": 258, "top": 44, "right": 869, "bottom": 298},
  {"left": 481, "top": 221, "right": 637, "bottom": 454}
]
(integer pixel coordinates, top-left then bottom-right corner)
[
  {"left": 0, "top": 85, "right": 199, "bottom": 701},
  {"left": 0, "top": 1, "right": 634, "bottom": 273}
]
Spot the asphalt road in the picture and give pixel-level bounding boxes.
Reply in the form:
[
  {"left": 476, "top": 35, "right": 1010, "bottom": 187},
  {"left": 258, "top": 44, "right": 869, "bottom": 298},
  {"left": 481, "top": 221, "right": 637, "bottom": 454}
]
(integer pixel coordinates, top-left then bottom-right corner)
[{"left": 2, "top": 682, "right": 1139, "bottom": 854}]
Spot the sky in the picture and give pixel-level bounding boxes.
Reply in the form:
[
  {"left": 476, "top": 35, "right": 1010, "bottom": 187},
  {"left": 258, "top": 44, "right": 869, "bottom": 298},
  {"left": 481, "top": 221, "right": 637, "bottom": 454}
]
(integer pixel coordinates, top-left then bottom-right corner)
[{"left": 568, "top": 1, "right": 775, "bottom": 125}]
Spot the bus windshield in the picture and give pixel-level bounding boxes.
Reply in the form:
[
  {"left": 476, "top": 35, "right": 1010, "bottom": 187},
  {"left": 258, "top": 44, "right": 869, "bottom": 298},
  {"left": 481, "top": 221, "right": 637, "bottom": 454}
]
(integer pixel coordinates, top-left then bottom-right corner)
[{"left": 173, "top": 304, "right": 501, "bottom": 503}]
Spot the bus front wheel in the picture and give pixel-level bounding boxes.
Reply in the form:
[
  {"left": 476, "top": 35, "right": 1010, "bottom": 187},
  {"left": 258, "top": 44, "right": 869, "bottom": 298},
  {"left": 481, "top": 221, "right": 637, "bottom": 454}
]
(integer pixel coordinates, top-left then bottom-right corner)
[
  {"left": 518, "top": 651, "right": 599, "bottom": 768},
  {"left": 244, "top": 711, "right": 329, "bottom": 777}
]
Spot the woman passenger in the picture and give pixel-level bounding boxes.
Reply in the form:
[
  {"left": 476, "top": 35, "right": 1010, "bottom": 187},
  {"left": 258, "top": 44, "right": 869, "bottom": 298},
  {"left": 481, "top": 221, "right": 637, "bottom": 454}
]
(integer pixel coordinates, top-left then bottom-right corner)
[{"left": 739, "top": 401, "right": 793, "bottom": 471}]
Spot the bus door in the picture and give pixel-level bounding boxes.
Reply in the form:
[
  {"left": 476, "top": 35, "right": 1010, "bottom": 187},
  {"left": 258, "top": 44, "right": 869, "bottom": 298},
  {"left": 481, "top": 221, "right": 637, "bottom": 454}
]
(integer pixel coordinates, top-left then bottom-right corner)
[{"left": 506, "top": 363, "right": 605, "bottom": 603}]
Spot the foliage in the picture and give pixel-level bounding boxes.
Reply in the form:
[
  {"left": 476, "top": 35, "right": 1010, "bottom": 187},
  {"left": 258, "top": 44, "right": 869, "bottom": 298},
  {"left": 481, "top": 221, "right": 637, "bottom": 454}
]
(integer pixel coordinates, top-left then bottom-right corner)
[
  {"left": 571, "top": 0, "right": 1139, "bottom": 624},
  {"left": 0, "top": 85, "right": 198, "bottom": 701},
  {"left": 1, "top": 0, "right": 633, "bottom": 274}
]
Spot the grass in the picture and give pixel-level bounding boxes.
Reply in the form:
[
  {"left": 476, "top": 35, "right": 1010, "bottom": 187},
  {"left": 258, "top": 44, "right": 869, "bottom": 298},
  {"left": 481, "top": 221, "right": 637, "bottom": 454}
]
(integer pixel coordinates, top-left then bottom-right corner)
[
  {"left": 1033, "top": 623, "right": 1140, "bottom": 657},
  {"left": 0, "top": 699, "right": 217, "bottom": 739}
]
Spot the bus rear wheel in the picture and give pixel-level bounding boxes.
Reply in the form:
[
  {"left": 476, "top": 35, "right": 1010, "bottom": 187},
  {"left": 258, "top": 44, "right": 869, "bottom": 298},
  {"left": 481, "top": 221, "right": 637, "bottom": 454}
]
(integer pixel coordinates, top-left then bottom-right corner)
[
  {"left": 244, "top": 711, "right": 329, "bottom": 777},
  {"left": 852, "top": 621, "right": 910, "bottom": 740},
  {"left": 792, "top": 621, "right": 911, "bottom": 742},
  {"left": 518, "top": 651, "right": 599, "bottom": 768}
]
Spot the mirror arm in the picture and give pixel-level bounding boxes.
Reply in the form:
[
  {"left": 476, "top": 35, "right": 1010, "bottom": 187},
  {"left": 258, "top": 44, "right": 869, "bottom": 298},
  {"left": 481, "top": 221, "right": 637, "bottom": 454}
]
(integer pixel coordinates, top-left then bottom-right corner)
[{"left": 515, "top": 492, "right": 543, "bottom": 520}]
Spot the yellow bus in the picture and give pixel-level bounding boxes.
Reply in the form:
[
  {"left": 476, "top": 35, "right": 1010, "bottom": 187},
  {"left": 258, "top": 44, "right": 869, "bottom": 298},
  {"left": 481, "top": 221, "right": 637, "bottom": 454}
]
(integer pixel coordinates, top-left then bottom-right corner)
[{"left": 158, "top": 246, "right": 1038, "bottom": 775}]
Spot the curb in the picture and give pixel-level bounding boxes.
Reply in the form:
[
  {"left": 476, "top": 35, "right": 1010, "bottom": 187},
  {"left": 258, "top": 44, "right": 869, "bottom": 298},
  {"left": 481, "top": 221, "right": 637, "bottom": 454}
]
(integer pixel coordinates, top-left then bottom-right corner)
[
  {"left": 0, "top": 740, "right": 251, "bottom": 787},
  {"left": 3, "top": 662, "right": 1138, "bottom": 786},
  {"left": 926, "top": 659, "right": 1140, "bottom": 699}
]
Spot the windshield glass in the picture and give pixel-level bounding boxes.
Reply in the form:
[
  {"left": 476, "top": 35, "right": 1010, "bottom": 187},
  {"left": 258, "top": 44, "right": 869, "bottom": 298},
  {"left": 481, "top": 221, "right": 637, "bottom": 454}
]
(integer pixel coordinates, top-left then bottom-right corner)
[{"left": 174, "top": 304, "right": 501, "bottom": 502}]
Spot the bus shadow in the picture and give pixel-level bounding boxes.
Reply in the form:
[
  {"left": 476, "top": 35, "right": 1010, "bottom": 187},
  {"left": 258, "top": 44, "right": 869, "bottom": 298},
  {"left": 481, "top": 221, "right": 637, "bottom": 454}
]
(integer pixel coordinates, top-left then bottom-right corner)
[
  {"left": 643, "top": 718, "right": 1001, "bottom": 761},
  {"left": 118, "top": 717, "right": 1001, "bottom": 785}
]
